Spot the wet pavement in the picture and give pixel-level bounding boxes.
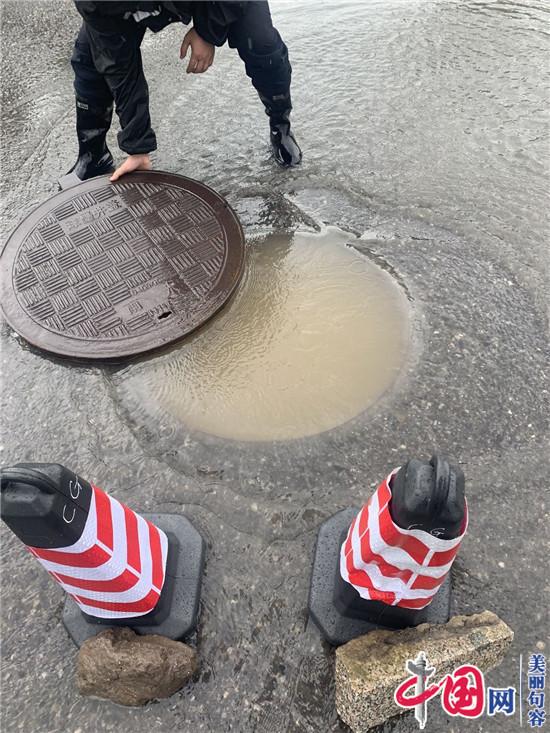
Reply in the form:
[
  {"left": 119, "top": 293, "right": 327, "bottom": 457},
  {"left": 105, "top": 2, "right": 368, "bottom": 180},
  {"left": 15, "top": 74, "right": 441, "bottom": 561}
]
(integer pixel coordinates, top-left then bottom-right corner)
[{"left": 1, "top": 1, "right": 549, "bottom": 732}]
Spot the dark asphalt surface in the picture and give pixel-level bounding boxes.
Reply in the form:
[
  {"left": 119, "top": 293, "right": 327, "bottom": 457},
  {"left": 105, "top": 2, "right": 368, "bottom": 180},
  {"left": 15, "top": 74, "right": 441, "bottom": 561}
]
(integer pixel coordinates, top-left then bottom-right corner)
[{"left": 1, "top": 1, "right": 549, "bottom": 732}]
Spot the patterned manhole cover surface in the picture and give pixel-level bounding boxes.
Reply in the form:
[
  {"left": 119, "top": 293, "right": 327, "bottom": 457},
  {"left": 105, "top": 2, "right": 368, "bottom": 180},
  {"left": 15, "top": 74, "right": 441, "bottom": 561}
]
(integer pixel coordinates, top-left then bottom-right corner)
[{"left": 1, "top": 171, "right": 245, "bottom": 360}]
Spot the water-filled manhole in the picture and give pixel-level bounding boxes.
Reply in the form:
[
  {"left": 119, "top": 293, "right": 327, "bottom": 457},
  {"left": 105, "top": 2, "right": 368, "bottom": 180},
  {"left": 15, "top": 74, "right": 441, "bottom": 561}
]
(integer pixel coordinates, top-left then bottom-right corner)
[{"left": 122, "top": 227, "right": 410, "bottom": 441}]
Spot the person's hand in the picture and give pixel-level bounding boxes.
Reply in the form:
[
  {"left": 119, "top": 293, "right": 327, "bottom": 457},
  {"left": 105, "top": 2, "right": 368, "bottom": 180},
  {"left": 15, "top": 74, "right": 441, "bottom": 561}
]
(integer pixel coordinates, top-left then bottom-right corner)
[
  {"left": 180, "top": 28, "right": 215, "bottom": 73},
  {"left": 110, "top": 153, "right": 152, "bottom": 181}
]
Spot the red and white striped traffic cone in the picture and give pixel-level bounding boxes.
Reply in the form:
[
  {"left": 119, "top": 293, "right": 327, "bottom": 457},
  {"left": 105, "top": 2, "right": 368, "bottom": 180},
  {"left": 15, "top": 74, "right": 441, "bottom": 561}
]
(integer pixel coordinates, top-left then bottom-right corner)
[
  {"left": 308, "top": 455, "right": 467, "bottom": 646},
  {"left": 340, "top": 466, "right": 467, "bottom": 611},
  {"left": 29, "top": 478, "right": 169, "bottom": 619},
  {"left": 1, "top": 463, "right": 205, "bottom": 645}
]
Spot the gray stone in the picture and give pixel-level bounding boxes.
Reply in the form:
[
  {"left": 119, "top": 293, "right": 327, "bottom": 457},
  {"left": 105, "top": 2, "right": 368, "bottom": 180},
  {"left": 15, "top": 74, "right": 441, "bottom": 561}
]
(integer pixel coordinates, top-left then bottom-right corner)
[
  {"left": 335, "top": 610, "right": 514, "bottom": 733},
  {"left": 76, "top": 627, "right": 198, "bottom": 706}
]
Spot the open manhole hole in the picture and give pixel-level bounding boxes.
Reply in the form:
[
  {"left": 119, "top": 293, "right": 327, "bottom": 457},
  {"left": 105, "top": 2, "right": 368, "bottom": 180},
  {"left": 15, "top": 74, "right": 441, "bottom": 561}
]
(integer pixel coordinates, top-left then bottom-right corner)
[
  {"left": 0, "top": 171, "right": 245, "bottom": 360},
  {"left": 116, "top": 227, "right": 411, "bottom": 442}
]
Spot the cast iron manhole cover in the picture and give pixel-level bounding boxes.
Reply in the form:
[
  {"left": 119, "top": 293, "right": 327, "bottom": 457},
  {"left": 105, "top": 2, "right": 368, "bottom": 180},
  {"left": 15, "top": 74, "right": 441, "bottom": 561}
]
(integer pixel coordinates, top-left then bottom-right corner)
[{"left": 1, "top": 171, "right": 245, "bottom": 360}]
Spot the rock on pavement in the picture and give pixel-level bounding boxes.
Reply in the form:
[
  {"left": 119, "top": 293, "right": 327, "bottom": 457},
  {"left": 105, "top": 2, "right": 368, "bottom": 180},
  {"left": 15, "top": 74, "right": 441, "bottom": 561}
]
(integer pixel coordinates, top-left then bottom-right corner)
[
  {"left": 77, "top": 627, "right": 198, "bottom": 706},
  {"left": 335, "top": 610, "right": 514, "bottom": 733}
]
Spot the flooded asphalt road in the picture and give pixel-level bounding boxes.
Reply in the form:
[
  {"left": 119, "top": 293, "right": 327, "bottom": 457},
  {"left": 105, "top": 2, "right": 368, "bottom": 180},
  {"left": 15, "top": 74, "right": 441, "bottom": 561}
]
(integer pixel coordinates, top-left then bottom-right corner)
[{"left": 1, "top": 1, "right": 549, "bottom": 732}]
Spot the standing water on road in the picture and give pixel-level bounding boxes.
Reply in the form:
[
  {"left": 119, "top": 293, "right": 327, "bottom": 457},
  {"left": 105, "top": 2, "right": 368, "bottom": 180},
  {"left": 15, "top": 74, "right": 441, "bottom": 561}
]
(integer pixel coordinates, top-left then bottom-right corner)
[{"left": 122, "top": 227, "right": 410, "bottom": 441}]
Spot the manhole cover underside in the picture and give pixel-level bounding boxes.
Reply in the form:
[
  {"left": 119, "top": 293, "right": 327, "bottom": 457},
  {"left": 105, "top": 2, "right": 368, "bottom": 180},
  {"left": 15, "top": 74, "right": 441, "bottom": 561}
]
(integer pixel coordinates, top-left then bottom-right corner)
[{"left": 1, "top": 171, "right": 245, "bottom": 360}]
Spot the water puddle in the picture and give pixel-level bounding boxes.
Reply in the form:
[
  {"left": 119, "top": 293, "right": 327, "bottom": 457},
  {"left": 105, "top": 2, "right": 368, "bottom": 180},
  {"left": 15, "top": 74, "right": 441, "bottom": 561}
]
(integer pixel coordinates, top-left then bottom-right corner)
[{"left": 119, "top": 227, "right": 411, "bottom": 442}]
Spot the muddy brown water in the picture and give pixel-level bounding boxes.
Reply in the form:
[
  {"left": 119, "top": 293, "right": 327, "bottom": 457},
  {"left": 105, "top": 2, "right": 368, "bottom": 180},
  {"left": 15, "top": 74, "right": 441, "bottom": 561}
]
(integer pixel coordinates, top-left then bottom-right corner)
[{"left": 123, "top": 227, "right": 410, "bottom": 441}]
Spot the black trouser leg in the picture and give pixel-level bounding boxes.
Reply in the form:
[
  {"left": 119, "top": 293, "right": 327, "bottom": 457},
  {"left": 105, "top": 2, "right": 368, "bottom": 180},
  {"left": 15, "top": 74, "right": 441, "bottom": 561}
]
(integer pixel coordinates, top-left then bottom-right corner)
[
  {"left": 72, "top": 24, "right": 114, "bottom": 111},
  {"left": 228, "top": 2, "right": 301, "bottom": 165},
  {"left": 228, "top": 1, "right": 292, "bottom": 119},
  {"left": 59, "top": 24, "right": 115, "bottom": 187}
]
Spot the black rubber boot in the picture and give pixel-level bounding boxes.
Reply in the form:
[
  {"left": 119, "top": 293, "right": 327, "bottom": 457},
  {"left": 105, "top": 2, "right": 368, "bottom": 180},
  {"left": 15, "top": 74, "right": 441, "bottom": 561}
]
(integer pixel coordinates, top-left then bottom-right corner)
[
  {"left": 269, "top": 110, "right": 302, "bottom": 167},
  {"left": 58, "top": 99, "right": 115, "bottom": 190},
  {"left": 259, "top": 93, "right": 302, "bottom": 167}
]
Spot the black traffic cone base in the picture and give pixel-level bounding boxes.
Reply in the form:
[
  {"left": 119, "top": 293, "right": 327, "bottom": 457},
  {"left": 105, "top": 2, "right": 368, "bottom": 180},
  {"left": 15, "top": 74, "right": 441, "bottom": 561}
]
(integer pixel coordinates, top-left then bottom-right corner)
[
  {"left": 307, "top": 508, "right": 452, "bottom": 647},
  {"left": 62, "top": 513, "right": 205, "bottom": 646}
]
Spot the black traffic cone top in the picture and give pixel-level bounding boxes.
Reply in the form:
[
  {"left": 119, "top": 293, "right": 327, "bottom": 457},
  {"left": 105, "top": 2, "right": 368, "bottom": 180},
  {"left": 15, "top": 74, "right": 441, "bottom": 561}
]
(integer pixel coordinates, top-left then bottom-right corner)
[
  {"left": 1, "top": 463, "right": 92, "bottom": 549},
  {"left": 389, "top": 454, "right": 466, "bottom": 539}
]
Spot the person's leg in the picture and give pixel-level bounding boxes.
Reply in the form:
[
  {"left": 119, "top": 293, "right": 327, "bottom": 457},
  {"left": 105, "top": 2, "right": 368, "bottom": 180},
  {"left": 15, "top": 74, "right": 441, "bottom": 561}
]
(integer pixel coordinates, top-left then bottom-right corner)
[
  {"left": 228, "top": 1, "right": 301, "bottom": 166},
  {"left": 59, "top": 24, "right": 115, "bottom": 188}
]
